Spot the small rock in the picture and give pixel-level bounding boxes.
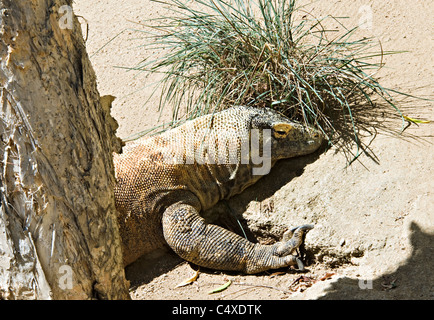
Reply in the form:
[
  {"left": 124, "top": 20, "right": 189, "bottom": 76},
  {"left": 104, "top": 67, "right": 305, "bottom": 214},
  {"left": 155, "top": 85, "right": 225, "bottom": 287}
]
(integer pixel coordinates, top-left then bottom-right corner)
[{"left": 339, "top": 238, "right": 346, "bottom": 246}]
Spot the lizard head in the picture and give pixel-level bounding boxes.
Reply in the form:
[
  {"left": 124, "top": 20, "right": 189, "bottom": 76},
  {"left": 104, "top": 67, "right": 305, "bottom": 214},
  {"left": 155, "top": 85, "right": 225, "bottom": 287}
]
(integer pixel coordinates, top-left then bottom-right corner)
[{"left": 249, "top": 107, "right": 324, "bottom": 160}]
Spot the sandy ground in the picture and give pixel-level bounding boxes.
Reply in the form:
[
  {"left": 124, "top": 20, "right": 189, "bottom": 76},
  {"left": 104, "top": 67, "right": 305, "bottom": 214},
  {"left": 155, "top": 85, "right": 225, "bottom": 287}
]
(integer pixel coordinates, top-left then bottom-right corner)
[{"left": 74, "top": 0, "right": 433, "bottom": 299}]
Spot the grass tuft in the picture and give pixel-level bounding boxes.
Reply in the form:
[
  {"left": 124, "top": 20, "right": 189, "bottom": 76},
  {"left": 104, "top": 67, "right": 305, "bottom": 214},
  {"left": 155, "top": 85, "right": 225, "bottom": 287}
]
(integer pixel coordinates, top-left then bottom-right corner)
[{"left": 130, "top": 0, "right": 426, "bottom": 162}]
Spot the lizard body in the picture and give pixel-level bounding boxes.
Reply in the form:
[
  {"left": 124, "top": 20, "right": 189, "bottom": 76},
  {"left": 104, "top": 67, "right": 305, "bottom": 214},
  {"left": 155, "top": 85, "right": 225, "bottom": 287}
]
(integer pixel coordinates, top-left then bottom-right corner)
[{"left": 114, "top": 106, "right": 323, "bottom": 273}]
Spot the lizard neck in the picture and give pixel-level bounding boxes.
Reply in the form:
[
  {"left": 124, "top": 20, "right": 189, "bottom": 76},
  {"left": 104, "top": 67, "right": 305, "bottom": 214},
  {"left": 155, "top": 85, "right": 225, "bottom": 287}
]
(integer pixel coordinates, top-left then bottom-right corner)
[{"left": 186, "top": 160, "right": 277, "bottom": 210}]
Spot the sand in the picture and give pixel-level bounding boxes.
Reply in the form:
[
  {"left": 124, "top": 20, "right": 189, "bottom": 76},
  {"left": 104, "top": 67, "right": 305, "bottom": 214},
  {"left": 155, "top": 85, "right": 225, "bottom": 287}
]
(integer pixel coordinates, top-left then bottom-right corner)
[{"left": 74, "top": 0, "right": 433, "bottom": 299}]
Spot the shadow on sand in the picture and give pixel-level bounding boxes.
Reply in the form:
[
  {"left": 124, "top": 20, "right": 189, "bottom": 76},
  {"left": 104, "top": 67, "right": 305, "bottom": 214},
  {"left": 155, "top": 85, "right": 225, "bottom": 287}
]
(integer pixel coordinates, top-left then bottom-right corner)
[{"left": 315, "top": 222, "right": 433, "bottom": 299}]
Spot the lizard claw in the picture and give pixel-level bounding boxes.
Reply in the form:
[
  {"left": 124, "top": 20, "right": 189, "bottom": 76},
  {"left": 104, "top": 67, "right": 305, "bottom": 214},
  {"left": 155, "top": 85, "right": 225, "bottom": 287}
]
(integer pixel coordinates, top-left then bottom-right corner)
[
  {"left": 295, "top": 257, "right": 305, "bottom": 271},
  {"left": 275, "top": 224, "right": 314, "bottom": 267},
  {"left": 283, "top": 224, "right": 314, "bottom": 242},
  {"left": 246, "top": 224, "right": 314, "bottom": 273}
]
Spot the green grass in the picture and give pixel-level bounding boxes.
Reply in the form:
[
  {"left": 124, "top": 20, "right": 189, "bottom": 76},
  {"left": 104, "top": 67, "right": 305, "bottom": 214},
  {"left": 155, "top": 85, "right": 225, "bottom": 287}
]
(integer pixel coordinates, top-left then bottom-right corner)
[{"left": 130, "top": 0, "right": 420, "bottom": 162}]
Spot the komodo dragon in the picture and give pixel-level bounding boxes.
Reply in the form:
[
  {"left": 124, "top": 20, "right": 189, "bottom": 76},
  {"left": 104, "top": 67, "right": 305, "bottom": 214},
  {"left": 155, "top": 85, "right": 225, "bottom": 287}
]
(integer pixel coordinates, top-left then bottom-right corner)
[{"left": 114, "top": 106, "right": 323, "bottom": 274}]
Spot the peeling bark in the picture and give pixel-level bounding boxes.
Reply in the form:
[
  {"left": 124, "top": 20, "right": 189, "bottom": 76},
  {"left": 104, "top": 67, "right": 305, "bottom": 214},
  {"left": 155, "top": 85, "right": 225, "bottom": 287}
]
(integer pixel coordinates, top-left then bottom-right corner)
[{"left": 0, "top": 0, "right": 129, "bottom": 299}]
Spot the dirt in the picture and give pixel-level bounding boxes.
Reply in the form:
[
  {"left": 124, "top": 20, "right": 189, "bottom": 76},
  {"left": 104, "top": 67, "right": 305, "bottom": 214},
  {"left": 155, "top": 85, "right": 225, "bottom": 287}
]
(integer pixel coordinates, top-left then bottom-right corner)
[{"left": 74, "top": 0, "right": 433, "bottom": 300}]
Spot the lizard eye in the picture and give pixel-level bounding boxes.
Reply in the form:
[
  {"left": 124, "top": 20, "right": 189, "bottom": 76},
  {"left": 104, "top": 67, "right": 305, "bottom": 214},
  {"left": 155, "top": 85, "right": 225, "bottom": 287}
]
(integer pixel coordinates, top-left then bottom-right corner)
[{"left": 273, "top": 123, "right": 292, "bottom": 138}]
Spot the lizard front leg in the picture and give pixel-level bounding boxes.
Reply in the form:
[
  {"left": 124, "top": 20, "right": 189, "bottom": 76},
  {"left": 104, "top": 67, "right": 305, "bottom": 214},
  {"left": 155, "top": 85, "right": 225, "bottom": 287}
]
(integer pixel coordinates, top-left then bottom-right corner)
[{"left": 162, "top": 193, "right": 312, "bottom": 274}]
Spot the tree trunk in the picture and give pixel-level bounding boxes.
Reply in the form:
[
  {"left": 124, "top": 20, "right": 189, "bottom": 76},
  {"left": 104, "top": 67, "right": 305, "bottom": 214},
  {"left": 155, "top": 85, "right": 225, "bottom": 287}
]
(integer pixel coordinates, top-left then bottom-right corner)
[{"left": 0, "top": 0, "right": 129, "bottom": 299}]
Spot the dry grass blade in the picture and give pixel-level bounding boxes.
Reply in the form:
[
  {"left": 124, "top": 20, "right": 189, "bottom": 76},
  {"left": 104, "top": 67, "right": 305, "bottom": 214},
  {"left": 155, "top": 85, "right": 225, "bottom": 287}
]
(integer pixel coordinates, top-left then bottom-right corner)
[{"left": 175, "top": 268, "right": 200, "bottom": 288}]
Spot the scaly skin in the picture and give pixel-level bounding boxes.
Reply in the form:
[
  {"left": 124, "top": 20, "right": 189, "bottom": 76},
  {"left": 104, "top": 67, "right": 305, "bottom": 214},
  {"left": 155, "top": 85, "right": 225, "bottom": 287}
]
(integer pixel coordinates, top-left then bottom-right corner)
[{"left": 114, "top": 106, "right": 323, "bottom": 273}]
